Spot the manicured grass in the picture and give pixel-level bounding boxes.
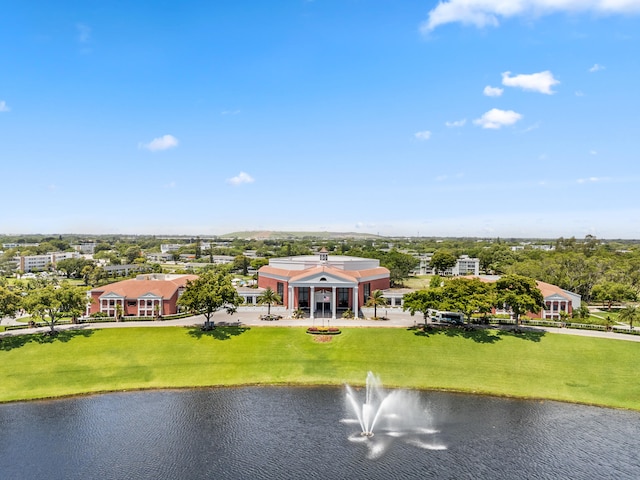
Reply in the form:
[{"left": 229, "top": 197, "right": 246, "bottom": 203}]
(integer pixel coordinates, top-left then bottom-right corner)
[{"left": 1, "top": 326, "right": 639, "bottom": 410}]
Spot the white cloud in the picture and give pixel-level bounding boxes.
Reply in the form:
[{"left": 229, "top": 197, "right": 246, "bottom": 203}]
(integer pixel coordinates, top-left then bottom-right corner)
[
  {"left": 522, "top": 121, "right": 541, "bottom": 133},
  {"left": 473, "top": 108, "right": 523, "bottom": 129},
  {"left": 502, "top": 71, "right": 559, "bottom": 94},
  {"left": 575, "top": 90, "right": 585, "bottom": 97},
  {"left": 436, "top": 175, "right": 448, "bottom": 181},
  {"left": 221, "top": 109, "right": 241, "bottom": 115},
  {"left": 589, "top": 63, "right": 605, "bottom": 72},
  {"left": 226, "top": 171, "right": 255, "bottom": 186},
  {"left": 140, "top": 134, "right": 179, "bottom": 152},
  {"left": 76, "top": 23, "right": 91, "bottom": 43},
  {"left": 590, "top": 150, "right": 598, "bottom": 155},
  {"left": 483, "top": 85, "right": 503, "bottom": 97},
  {"left": 355, "top": 222, "right": 376, "bottom": 229},
  {"left": 445, "top": 119, "right": 467, "bottom": 127},
  {"left": 421, "top": 0, "right": 640, "bottom": 32},
  {"left": 577, "top": 176, "right": 609, "bottom": 184},
  {"left": 0, "top": 100, "right": 10, "bottom": 112},
  {"left": 414, "top": 130, "right": 432, "bottom": 140}
]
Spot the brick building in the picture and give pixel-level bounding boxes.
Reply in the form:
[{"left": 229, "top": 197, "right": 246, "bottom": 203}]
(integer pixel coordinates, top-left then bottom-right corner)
[{"left": 257, "top": 249, "right": 390, "bottom": 319}]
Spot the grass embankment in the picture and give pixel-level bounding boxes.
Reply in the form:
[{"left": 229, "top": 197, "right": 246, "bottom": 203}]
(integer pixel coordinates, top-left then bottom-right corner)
[{"left": 1, "top": 326, "right": 638, "bottom": 410}]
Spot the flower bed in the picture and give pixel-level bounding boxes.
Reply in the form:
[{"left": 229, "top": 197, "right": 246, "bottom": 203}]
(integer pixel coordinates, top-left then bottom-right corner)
[{"left": 306, "top": 327, "right": 341, "bottom": 335}]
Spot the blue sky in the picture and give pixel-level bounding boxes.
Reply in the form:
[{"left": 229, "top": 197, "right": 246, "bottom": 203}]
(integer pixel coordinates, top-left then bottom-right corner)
[{"left": 2, "top": 0, "right": 640, "bottom": 238}]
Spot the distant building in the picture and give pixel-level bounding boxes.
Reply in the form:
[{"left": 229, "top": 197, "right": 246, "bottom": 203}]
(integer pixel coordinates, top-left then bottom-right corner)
[
  {"left": 415, "top": 254, "right": 480, "bottom": 276},
  {"left": 2, "top": 242, "right": 40, "bottom": 249},
  {"left": 87, "top": 273, "right": 198, "bottom": 318},
  {"left": 72, "top": 243, "right": 97, "bottom": 254},
  {"left": 16, "top": 252, "right": 80, "bottom": 273},
  {"left": 258, "top": 249, "right": 390, "bottom": 319},
  {"left": 160, "top": 244, "right": 183, "bottom": 254}
]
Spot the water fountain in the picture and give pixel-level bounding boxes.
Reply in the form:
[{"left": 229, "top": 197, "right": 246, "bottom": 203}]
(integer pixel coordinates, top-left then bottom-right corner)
[{"left": 344, "top": 372, "right": 446, "bottom": 458}]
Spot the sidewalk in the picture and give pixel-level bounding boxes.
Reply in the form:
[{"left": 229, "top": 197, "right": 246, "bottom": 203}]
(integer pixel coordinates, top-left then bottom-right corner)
[{"left": 2, "top": 310, "right": 640, "bottom": 342}]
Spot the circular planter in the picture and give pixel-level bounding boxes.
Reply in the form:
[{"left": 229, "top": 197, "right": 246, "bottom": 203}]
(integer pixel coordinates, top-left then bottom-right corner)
[{"left": 306, "top": 327, "right": 341, "bottom": 335}]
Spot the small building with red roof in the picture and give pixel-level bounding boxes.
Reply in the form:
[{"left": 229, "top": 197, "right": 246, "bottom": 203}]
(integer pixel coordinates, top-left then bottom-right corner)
[
  {"left": 88, "top": 273, "right": 198, "bottom": 318},
  {"left": 472, "top": 275, "right": 581, "bottom": 320},
  {"left": 257, "top": 249, "right": 390, "bottom": 319}
]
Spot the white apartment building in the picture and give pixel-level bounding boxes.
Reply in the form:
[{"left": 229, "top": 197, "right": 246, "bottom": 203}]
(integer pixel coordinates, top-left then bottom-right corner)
[
  {"left": 72, "top": 243, "right": 97, "bottom": 254},
  {"left": 16, "top": 251, "right": 80, "bottom": 273},
  {"left": 415, "top": 254, "right": 480, "bottom": 276}
]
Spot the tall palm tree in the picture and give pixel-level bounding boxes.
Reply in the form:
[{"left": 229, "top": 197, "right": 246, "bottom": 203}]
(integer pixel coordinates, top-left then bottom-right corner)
[
  {"left": 366, "top": 290, "right": 387, "bottom": 319},
  {"left": 257, "top": 287, "right": 282, "bottom": 315},
  {"left": 618, "top": 305, "right": 639, "bottom": 331}
]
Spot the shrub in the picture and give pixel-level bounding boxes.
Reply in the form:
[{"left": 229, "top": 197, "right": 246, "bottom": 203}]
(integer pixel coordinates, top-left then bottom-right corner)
[{"left": 341, "top": 309, "right": 354, "bottom": 319}]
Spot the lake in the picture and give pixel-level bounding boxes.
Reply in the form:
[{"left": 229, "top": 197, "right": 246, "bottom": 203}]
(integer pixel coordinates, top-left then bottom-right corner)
[{"left": 1, "top": 387, "right": 639, "bottom": 479}]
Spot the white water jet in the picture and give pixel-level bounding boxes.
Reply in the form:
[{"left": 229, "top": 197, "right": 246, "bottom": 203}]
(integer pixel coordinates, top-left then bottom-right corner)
[{"left": 344, "top": 372, "right": 446, "bottom": 457}]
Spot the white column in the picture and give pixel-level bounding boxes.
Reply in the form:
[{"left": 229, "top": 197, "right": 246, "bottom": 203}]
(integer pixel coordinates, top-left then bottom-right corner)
[
  {"left": 353, "top": 286, "right": 359, "bottom": 317},
  {"left": 331, "top": 286, "right": 337, "bottom": 319},
  {"left": 310, "top": 286, "right": 315, "bottom": 319},
  {"left": 288, "top": 286, "right": 294, "bottom": 311}
]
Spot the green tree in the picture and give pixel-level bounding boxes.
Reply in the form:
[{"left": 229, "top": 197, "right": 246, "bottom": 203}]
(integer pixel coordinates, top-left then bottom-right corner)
[
  {"left": 381, "top": 250, "right": 419, "bottom": 286},
  {"left": 440, "top": 277, "right": 494, "bottom": 324},
  {"left": 402, "top": 288, "right": 443, "bottom": 321},
  {"left": 0, "top": 285, "right": 22, "bottom": 318},
  {"left": 57, "top": 283, "right": 88, "bottom": 324},
  {"left": 233, "top": 255, "right": 250, "bottom": 276},
  {"left": 80, "top": 264, "right": 94, "bottom": 286},
  {"left": 366, "top": 289, "right": 388, "bottom": 318},
  {"left": 22, "top": 285, "right": 64, "bottom": 334},
  {"left": 257, "top": 287, "right": 282, "bottom": 315},
  {"left": 177, "top": 271, "right": 242, "bottom": 329},
  {"left": 495, "top": 274, "right": 545, "bottom": 327},
  {"left": 429, "top": 250, "right": 457, "bottom": 275},
  {"left": 124, "top": 246, "right": 142, "bottom": 264},
  {"left": 618, "top": 305, "right": 640, "bottom": 331},
  {"left": 56, "top": 258, "right": 92, "bottom": 279},
  {"left": 591, "top": 282, "right": 637, "bottom": 311},
  {"left": 429, "top": 275, "right": 443, "bottom": 289}
]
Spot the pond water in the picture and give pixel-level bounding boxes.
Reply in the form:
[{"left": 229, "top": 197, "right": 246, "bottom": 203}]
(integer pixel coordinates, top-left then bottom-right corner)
[{"left": 1, "top": 387, "right": 639, "bottom": 479}]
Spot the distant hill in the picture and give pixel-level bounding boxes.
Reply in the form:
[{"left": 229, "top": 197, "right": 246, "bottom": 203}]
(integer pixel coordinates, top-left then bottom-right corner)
[{"left": 219, "top": 230, "right": 384, "bottom": 240}]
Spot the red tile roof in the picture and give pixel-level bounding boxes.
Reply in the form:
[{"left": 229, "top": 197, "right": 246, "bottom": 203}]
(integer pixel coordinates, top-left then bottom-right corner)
[{"left": 91, "top": 275, "right": 198, "bottom": 299}]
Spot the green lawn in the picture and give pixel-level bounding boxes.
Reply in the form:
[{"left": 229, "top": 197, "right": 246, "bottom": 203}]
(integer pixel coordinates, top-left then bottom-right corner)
[{"left": 1, "top": 326, "right": 638, "bottom": 410}]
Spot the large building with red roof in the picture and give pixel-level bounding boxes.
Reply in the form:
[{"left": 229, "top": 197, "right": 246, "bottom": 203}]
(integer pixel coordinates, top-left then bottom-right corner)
[
  {"left": 257, "top": 250, "right": 390, "bottom": 319},
  {"left": 88, "top": 273, "right": 198, "bottom": 318}
]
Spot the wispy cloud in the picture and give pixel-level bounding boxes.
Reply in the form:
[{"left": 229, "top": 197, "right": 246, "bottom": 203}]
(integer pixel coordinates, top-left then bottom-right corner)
[
  {"left": 577, "top": 176, "right": 609, "bottom": 184},
  {"left": 483, "top": 85, "right": 503, "bottom": 97},
  {"left": 590, "top": 150, "right": 598, "bottom": 155},
  {"left": 421, "top": 0, "right": 640, "bottom": 32},
  {"left": 221, "top": 109, "right": 241, "bottom": 115},
  {"left": 502, "top": 71, "right": 559, "bottom": 95},
  {"left": 445, "top": 119, "right": 466, "bottom": 128},
  {"left": 226, "top": 171, "right": 255, "bottom": 186},
  {"left": 522, "top": 122, "right": 541, "bottom": 133},
  {"left": 0, "top": 100, "right": 10, "bottom": 112},
  {"left": 589, "top": 63, "right": 605, "bottom": 73},
  {"left": 474, "top": 108, "right": 522, "bottom": 129},
  {"left": 414, "top": 130, "right": 432, "bottom": 140},
  {"left": 575, "top": 90, "right": 585, "bottom": 97},
  {"left": 355, "top": 222, "right": 376, "bottom": 229},
  {"left": 139, "top": 134, "right": 179, "bottom": 152},
  {"left": 76, "top": 23, "right": 91, "bottom": 43}
]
